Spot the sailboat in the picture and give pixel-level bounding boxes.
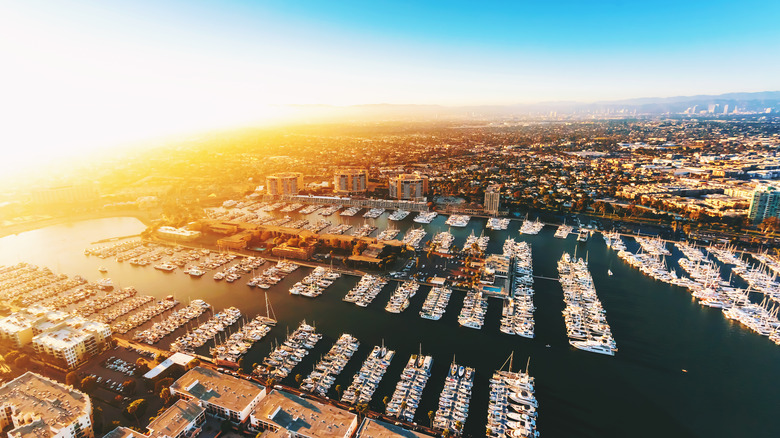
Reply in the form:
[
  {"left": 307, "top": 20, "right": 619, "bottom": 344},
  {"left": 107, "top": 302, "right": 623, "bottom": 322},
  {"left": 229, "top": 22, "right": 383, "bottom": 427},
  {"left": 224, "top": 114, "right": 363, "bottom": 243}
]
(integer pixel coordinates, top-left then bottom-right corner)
[{"left": 256, "top": 291, "right": 277, "bottom": 326}]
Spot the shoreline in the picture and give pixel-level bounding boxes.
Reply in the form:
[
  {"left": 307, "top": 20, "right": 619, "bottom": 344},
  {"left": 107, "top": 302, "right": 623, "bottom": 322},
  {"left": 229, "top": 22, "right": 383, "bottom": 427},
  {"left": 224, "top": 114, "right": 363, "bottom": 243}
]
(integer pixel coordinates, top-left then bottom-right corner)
[{"left": 0, "top": 209, "right": 155, "bottom": 239}]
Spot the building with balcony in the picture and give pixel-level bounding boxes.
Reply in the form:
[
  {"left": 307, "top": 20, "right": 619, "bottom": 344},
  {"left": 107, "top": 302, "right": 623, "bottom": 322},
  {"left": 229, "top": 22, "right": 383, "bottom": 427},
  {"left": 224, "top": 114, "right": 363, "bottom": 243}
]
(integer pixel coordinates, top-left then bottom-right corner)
[
  {"left": 388, "top": 173, "right": 429, "bottom": 201},
  {"left": 0, "top": 372, "right": 94, "bottom": 438},
  {"left": 267, "top": 173, "right": 304, "bottom": 196},
  {"left": 748, "top": 184, "right": 780, "bottom": 222},
  {"left": 334, "top": 169, "right": 368, "bottom": 195},
  {"left": 484, "top": 184, "right": 501, "bottom": 214}
]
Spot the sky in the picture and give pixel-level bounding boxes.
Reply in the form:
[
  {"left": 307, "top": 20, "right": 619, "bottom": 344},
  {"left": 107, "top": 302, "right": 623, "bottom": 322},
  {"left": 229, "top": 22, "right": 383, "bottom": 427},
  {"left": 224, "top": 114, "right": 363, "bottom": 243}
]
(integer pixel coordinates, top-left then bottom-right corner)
[{"left": 0, "top": 0, "right": 779, "bottom": 173}]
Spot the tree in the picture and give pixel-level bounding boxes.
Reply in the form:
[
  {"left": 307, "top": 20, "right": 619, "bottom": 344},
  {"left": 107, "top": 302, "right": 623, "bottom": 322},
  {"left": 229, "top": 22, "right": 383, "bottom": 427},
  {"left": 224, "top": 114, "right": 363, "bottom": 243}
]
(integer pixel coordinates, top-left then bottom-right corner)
[
  {"left": 66, "top": 371, "right": 79, "bottom": 387},
  {"left": 382, "top": 396, "right": 389, "bottom": 409},
  {"left": 160, "top": 388, "right": 172, "bottom": 405},
  {"left": 155, "top": 377, "right": 174, "bottom": 395},
  {"left": 135, "top": 359, "right": 150, "bottom": 375},
  {"left": 334, "top": 384, "right": 342, "bottom": 399},
  {"left": 295, "top": 374, "right": 303, "bottom": 385},
  {"left": 428, "top": 410, "right": 435, "bottom": 427},
  {"left": 355, "top": 403, "right": 369, "bottom": 420},
  {"left": 80, "top": 376, "right": 97, "bottom": 393},
  {"left": 13, "top": 354, "right": 30, "bottom": 369},
  {"left": 123, "top": 379, "right": 136, "bottom": 395},
  {"left": 5, "top": 350, "right": 20, "bottom": 364},
  {"left": 126, "top": 399, "right": 148, "bottom": 425},
  {"left": 760, "top": 216, "right": 780, "bottom": 234}
]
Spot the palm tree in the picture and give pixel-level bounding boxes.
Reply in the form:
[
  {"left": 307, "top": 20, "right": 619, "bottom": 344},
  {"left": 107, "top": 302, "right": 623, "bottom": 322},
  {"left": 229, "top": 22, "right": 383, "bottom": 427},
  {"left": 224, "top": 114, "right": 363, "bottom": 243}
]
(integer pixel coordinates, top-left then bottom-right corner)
[
  {"left": 335, "top": 384, "right": 342, "bottom": 399},
  {"left": 428, "top": 410, "right": 435, "bottom": 427}
]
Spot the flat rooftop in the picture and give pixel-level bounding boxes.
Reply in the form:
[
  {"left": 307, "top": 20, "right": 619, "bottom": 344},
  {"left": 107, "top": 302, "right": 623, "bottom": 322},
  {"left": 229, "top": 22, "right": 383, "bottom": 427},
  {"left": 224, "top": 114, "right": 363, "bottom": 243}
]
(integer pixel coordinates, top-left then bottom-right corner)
[
  {"left": 0, "top": 312, "right": 42, "bottom": 332},
  {"left": 104, "top": 427, "right": 146, "bottom": 438},
  {"left": 253, "top": 390, "right": 356, "bottom": 438},
  {"left": 171, "top": 367, "right": 264, "bottom": 413},
  {"left": 147, "top": 399, "right": 204, "bottom": 438},
  {"left": 356, "top": 418, "right": 434, "bottom": 438},
  {"left": 34, "top": 325, "right": 90, "bottom": 349},
  {"left": 0, "top": 372, "right": 90, "bottom": 438}
]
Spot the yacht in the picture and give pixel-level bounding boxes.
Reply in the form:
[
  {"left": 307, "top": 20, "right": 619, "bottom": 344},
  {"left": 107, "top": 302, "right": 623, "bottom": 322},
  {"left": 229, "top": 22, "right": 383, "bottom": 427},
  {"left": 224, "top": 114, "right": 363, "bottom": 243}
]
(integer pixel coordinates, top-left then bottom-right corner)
[
  {"left": 388, "top": 209, "right": 410, "bottom": 221},
  {"left": 413, "top": 211, "right": 438, "bottom": 224},
  {"left": 445, "top": 214, "right": 470, "bottom": 227},
  {"left": 186, "top": 268, "right": 206, "bottom": 277},
  {"left": 154, "top": 263, "right": 177, "bottom": 272}
]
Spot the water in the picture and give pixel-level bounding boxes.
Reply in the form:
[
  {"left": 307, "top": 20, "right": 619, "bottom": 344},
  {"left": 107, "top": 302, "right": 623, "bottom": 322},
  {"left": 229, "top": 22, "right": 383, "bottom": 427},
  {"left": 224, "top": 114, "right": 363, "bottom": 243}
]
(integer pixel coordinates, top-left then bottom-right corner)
[{"left": 1, "top": 215, "right": 779, "bottom": 438}]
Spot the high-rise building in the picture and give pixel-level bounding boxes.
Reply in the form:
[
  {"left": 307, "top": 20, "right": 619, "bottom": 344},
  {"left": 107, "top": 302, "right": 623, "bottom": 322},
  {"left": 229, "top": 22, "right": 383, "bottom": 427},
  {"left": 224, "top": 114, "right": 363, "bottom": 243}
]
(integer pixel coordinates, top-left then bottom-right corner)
[
  {"left": 333, "top": 169, "right": 368, "bottom": 195},
  {"left": 484, "top": 184, "right": 501, "bottom": 214},
  {"left": 0, "top": 372, "right": 94, "bottom": 438},
  {"left": 389, "top": 173, "right": 429, "bottom": 200},
  {"left": 266, "top": 172, "right": 303, "bottom": 196},
  {"left": 748, "top": 184, "right": 780, "bottom": 222}
]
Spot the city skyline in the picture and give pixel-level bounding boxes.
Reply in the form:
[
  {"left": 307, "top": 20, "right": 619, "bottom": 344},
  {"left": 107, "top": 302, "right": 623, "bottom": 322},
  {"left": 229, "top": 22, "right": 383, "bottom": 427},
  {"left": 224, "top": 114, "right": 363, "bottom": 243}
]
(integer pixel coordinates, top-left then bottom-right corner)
[{"left": 2, "top": 0, "right": 780, "bottom": 175}]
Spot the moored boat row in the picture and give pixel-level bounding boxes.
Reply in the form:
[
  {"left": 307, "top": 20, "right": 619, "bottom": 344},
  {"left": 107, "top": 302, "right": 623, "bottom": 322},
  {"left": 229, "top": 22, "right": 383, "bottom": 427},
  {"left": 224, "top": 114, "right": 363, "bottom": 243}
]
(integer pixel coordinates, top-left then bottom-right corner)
[
  {"left": 386, "top": 353, "right": 433, "bottom": 422},
  {"left": 420, "top": 286, "right": 452, "bottom": 320},
  {"left": 385, "top": 280, "right": 419, "bottom": 313},
  {"left": 343, "top": 274, "right": 388, "bottom": 307},
  {"left": 342, "top": 344, "right": 394, "bottom": 404},
  {"left": 434, "top": 362, "right": 474, "bottom": 433},
  {"left": 558, "top": 252, "right": 617, "bottom": 356},
  {"left": 256, "top": 320, "right": 321, "bottom": 380},
  {"left": 301, "top": 333, "right": 359, "bottom": 396}
]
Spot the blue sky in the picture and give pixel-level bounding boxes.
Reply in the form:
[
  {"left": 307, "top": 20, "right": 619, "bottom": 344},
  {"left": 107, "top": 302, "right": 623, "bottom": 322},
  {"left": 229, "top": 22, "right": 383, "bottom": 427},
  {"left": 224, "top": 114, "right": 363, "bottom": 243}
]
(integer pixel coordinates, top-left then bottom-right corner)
[{"left": 0, "top": 0, "right": 778, "bottom": 168}]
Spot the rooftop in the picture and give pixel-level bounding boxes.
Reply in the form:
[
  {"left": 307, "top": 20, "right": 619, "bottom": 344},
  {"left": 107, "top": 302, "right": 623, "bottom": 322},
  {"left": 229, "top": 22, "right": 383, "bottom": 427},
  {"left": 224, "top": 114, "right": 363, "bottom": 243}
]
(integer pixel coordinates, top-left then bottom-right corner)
[
  {"left": 171, "top": 367, "right": 264, "bottom": 413},
  {"left": 147, "top": 399, "right": 204, "bottom": 438},
  {"left": 143, "top": 352, "right": 195, "bottom": 379},
  {"left": 0, "top": 312, "right": 41, "bottom": 333},
  {"left": 103, "top": 427, "right": 144, "bottom": 438},
  {"left": 356, "top": 418, "right": 434, "bottom": 438},
  {"left": 0, "top": 372, "right": 91, "bottom": 438},
  {"left": 253, "top": 390, "right": 356, "bottom": 438},
  {"left": 33, "top": 325, "right": 90, "bottom": 349}
]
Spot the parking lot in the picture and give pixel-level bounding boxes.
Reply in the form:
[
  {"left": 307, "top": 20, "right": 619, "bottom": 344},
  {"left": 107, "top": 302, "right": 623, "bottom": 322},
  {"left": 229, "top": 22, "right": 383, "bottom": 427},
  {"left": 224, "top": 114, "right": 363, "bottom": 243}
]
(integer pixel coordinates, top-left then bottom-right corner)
[{"left": 79, "top": 345, "right": 166, "bottom": 430}]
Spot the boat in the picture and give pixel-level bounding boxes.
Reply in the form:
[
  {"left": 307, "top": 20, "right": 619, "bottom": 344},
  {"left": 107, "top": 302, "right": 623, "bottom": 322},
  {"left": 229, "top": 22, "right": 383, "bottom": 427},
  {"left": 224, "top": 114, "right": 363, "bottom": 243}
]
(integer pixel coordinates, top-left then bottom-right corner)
[
  {"left": 607, "top": 269, "right": 613, "bottom": 276},
  {"left": 445, "top": 214, "right": 470, "bottom": 227},
  {"left": 413, "top": 211, "right": 438, "bottom": 224},
  {"left": 97, "top": 266, "right": 108, "bottom": 273},
  {"left": 576, "top": 229, "right": 589, "bottom": 242},
  {"left": 388, "top": 209, "right": 410, "bottom": 221},
  {"left": 487, "top": 217, "right": 510, "bottom": 230},
  {"left": 154, "top": 263, "right": 177, "bottom": 272},
  {"left": 186, "top": 268, "right": 206, "bottom": 277},
  {"left": 96, "top": 278, "right": 113, "bottom": 290}
]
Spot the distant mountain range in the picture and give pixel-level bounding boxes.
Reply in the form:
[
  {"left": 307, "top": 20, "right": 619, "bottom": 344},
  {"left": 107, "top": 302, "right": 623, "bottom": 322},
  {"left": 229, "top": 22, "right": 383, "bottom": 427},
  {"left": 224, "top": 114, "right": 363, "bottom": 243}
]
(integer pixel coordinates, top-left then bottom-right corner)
[{"left": 277, "top": 91, "right": 780, "bottom": 121}]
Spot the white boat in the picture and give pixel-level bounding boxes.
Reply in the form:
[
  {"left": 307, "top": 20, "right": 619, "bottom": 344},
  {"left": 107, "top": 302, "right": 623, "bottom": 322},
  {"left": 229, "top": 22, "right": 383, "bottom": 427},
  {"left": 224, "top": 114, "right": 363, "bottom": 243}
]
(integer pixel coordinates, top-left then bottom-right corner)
[
  {"left": 413, "top": 211, "right": 438, "bottom": 224},
  {"left": 388, "top": 209, "right": 410, "bottom": 221}
]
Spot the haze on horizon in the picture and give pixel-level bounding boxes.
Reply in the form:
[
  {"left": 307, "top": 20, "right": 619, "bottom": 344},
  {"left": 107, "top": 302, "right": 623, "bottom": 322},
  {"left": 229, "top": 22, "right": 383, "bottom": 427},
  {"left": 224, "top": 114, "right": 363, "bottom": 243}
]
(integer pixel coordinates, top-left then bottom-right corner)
[{"left": 1, "top": 0, "right": 779, "bottom": 175}]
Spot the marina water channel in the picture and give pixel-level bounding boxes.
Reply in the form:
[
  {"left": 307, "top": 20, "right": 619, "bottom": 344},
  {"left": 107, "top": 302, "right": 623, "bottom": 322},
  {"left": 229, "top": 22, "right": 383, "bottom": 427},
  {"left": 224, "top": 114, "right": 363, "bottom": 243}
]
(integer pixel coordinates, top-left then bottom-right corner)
[{"left": 1, "top": 213, "right": 779, "bottom": 438}]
